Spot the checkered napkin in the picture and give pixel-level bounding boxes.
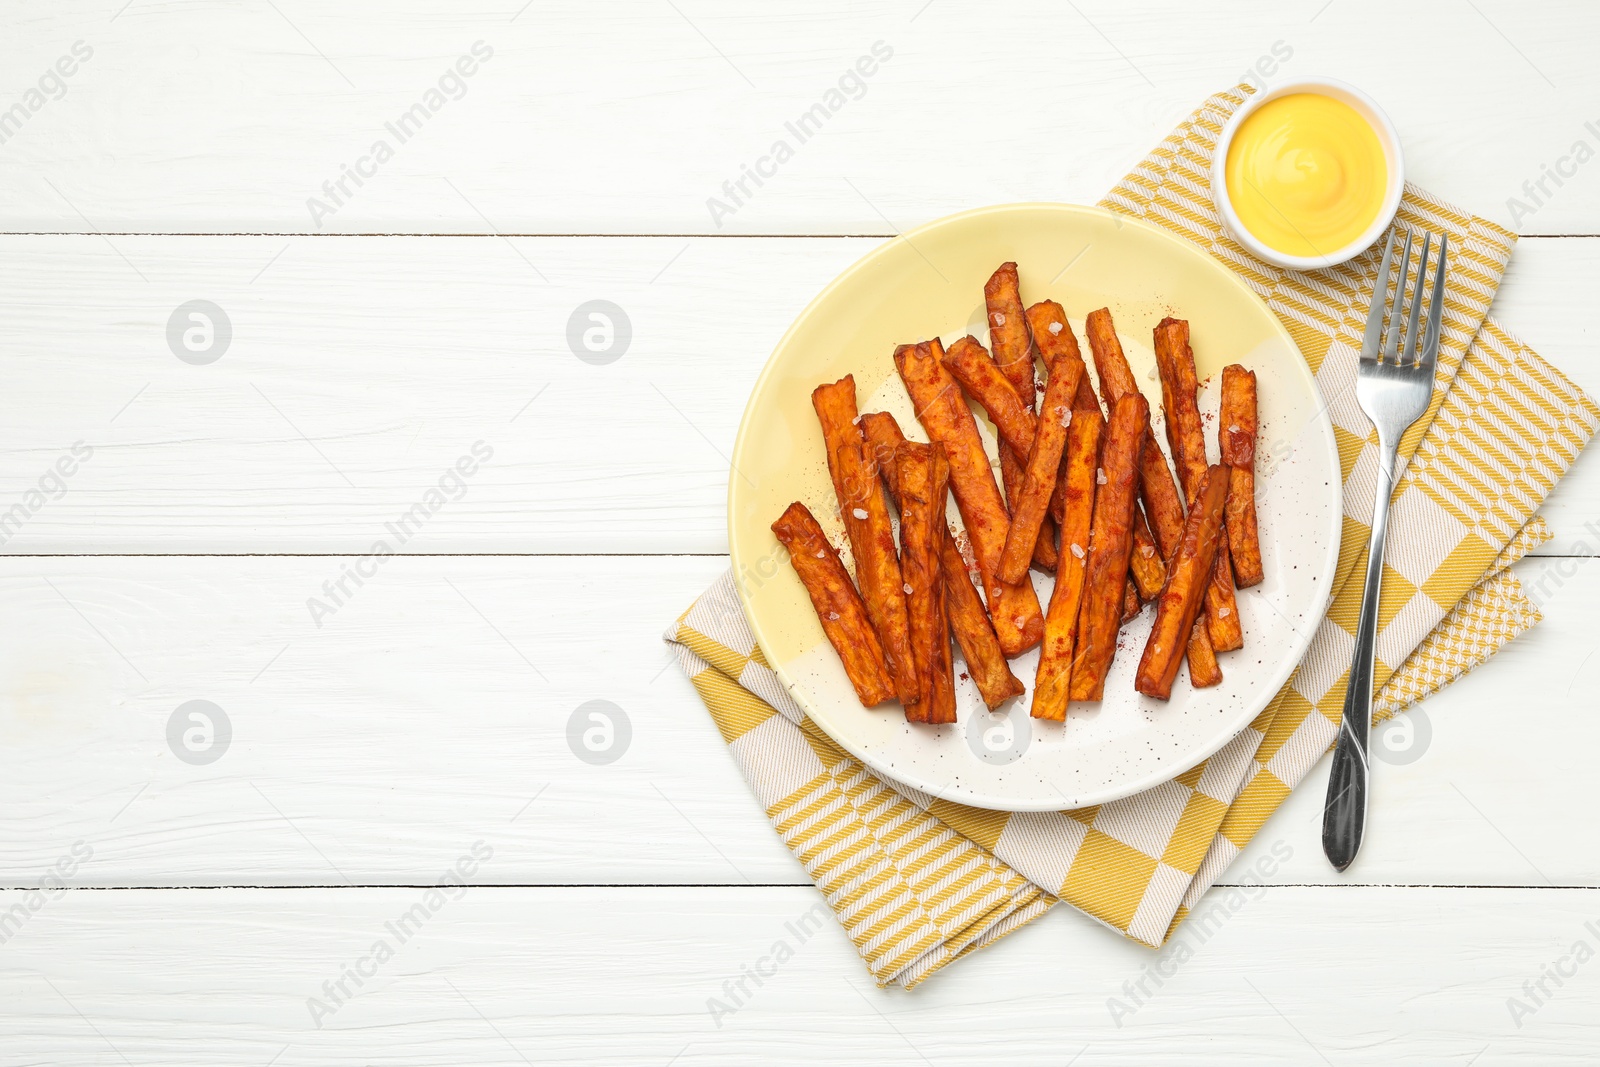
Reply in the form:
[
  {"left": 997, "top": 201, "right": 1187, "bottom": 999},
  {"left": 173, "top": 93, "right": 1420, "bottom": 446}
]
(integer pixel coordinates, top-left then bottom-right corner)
[{"left": 664, "top": 87, "right": 1600, "bottom": 988}]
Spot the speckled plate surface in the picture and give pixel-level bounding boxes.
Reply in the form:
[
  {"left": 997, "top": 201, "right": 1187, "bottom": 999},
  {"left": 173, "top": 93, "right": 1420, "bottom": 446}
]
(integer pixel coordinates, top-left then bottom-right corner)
[{"left": 728, "top": 203, "right": 1340, "bottom": 812}]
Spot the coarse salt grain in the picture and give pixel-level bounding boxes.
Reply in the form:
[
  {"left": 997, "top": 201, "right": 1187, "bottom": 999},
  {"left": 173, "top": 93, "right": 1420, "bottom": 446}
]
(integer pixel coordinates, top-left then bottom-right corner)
[
  {"left": 1048, "top": 321, "right": 1063, "bottom": 335},
  {"left": 815, "top": 550, "right": 826, "bottom": 558},
  {"left": 1059, "top": 407, "right": 1073, "bottom": 428},
  {"left": 1070, "top": 543, "right": 1085, "bottom": 559},
  {"left": 903, "top": 583, "right": 913, "bottom": 594},
  {"left": 991, "top": 312, "right": 1006, "bottom": 327},
  {"left": 1219, "top": 607, "right": 1231, "bottom": 618},
  {"left": 1141, "top": 545, "right": 1154, "bottom": 558},
  {"left": 852, "top": 508, "right": 869, "bottom": 520},
  {"left": 1096, "top": 468, "right": 1108, "bottom": 485},
  {"left": 1147, "top": 366, "right": 1157, "bottom": 380},
  {"left": 825, "top": 611, "right": 839, "bottom": 621},
  {"left": 1229, "top": 423, "right": 1240, "bottom": 434},
  {"left": 851, "top": 414, "right": 863, "bottom": 425}
]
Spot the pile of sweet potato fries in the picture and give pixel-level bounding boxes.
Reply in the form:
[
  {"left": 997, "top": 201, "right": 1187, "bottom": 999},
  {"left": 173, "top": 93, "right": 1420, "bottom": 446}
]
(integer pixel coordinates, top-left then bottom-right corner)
[{"left": 772, "top": 262, "right": 1263, "bottom": 723}]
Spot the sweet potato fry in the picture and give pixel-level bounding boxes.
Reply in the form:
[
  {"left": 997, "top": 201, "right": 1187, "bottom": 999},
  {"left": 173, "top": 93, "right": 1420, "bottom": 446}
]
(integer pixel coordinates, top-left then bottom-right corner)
[
  {"left": 895, "top": 341, "right": 1044, "bottom": 655},
  {"left": 997, "top": 357, "right": 1083, "bottom": 585},
  {"left": 832, "top": 441, "right": 920, "bottom": 706},
  {"left": 1137, "top": 466, "right": 1229, "bottom": 699},
  {"left": 1032, "top": 413, "right": 1102, "bottom": 720},
  {"left": 941, "top": 336, "right": 1037, "bottom": 457},
  {"left": 858, "top": 411, "right": 906, "bottom": 498},
  {"left": 896, "top": 443, "right": 956, "bottom": 724},
  {"left": 772, "top": 502, "right": 895, "bottom": 707},
  {"left": 811, "top": 376, "right": 864, "bottom": 510},
  {"left": 813, "top": 377, "right": 918, "bottom": 704},
  {"left": 1081, "top": 308, "right": 1166, "bottom": 603},
  {"left": 1203, "top": 543, "right": 1244, "bottom": 649},
  {"left": 999, "top": 424, "right": 1056, "bottom": 573},
  {"left": 1151, "top": 319, "right": 1205, "bottom": 488},
  {"left": 1129, "top": 510, "right": 1166, "bottom": 601},
  {"left": 987, "top": 263, "right": 1058, "bottom": 572},
  {"left": 1219, "top": 364, "right": 1263, "bottom": 588},
  {"left": 1153, "top": 317, "right": 1243, "bottom": 652},
  {"left": 1000, "top": 446, "right": 1057, "bottom": 570},
  {"left": 1028, "top": 300, "right": 1145, "bottom": 612},
  {"left": 943, "top": 526, "right": 1025, "bottom": 708},
  {"left": 1137, "top": 436, "right": 1190, "bottom": 554},
  {"left": 985, "top": 263, "right": 1035, "bottom": 385},
  {"left": 1083, "top": 308, "right": 1138, "bottom": 402},
  {"left": 1122, "top": 578, "right": 1142, "bottom": 622},
  {"left": 1133, "top": 413, "right": 1222, "bottom": 686},
  {"left": 860, "top": 410, "right": 1025, "bottom": 707},
  {"left": 1069, "top": 392, "right": 1147, "bottom": 701},
  {"left": 1026, "top": 301, "right": 1102, "bottom": 421},
  {"left": 1030, "top": 300, "right": 1102, "bottom": 525},
  {"left": 1148, "top": 471, "right": 1223, "bottom": 687}
]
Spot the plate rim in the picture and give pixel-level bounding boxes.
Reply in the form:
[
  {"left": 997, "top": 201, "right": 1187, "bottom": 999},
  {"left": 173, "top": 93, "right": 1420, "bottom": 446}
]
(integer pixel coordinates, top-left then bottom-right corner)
[{"left": 726, "top": 200, "right": 1342, "bottom": 812}]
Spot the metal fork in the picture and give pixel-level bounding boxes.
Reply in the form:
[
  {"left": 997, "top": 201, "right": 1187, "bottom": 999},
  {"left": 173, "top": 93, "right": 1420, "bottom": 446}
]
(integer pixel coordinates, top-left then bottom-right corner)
[{"left": 1322, "top": 227, "right": 1448, "bottom": 872}]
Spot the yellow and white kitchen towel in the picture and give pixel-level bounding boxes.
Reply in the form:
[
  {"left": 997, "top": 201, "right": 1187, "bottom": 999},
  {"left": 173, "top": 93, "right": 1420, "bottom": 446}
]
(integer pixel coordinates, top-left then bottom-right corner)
[{"left": 665, "top": 87, "right": 1600, "bottom": 988}]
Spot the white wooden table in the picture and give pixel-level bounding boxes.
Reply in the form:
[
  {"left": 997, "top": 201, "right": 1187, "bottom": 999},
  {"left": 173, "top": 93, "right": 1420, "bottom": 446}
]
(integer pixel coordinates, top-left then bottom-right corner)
[{"left": 2, "top": 2, "right": 1598, "bottom": 1062}]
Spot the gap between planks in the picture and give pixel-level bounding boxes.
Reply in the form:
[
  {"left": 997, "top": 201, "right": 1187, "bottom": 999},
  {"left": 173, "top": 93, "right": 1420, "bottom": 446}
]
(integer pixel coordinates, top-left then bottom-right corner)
[
  {"left": 0, "top": 232, "right": 1594, "bottom": 240},
  {"left": 4, "top": 882, "right": 1593, "bottom": 891}
]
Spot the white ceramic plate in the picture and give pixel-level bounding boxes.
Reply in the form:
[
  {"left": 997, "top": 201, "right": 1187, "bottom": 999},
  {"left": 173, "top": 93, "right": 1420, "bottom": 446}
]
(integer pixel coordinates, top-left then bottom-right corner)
[{"left": 727, "top": 203, "right": 1340, "bottom": 811}]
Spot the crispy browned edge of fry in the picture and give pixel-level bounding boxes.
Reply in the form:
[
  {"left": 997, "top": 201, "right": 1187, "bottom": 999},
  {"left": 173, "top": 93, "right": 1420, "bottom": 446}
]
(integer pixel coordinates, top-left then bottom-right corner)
[
  {"left": 771, "top": 501, "right": 896, "bottom": 707},
  {"left": 1219, "top": 364, "right": 1264, "bottom": 588},
  {"left": 1136, "top": 466, "right": 1229, "bottom": 699},
  {"left": 997, "top": 357, "right": 1082, "bottom": 585},
  {"left": 896, "top": 442, "right": 957, "bottom": 724},
  {"left": 860, "top": 410, "right": 1023, "bottom": 708},
  {"left": 1153, "top": 317, "right": 1244, "bottom": 652},
  {"left": 1068, "top": 392, "right": 1146, "bottom": 702},
  {"left": 1122, "top": 579, "right": 1142, "bottom": 623},
  {"left": 894, "top": 341, "right": 1044, "bottom": 656},
  {"left": 942, "top": 335, "right": 1038, "bottom": 457},
  {"left": 1029, "top": 301, "right": 1143, "bottom": 614},
  {"left": 832, "top": 440, "right": 920, "bottom": 706},
  {"left": 1032, "top": 414, "right": 1102, "bottom": 720},
  {"left": 987, "top": 263, "right": 1058, "bottom": 572}
]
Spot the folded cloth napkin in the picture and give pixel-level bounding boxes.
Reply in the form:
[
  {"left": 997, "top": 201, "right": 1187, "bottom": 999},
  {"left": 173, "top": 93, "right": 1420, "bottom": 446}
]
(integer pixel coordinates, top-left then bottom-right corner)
[{"left": 664, "top": 86, "right": 1600, "bottom": 988}]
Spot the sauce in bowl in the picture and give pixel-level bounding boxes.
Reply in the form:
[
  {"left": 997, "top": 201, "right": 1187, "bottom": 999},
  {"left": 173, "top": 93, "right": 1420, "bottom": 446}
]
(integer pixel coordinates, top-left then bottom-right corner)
[{"left": 1223, "top": 92, "right": 1388, "bottom": 260}]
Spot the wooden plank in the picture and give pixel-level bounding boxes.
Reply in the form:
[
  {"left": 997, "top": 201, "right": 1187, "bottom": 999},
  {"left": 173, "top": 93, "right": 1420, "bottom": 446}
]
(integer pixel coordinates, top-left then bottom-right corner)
[
  {"left": 0, "top": 553, "right": 1593, "bottom": 889},
  {"left": 0, "top": 234, "right": 1593, "bottom": 554},
  {"left": 1, "top": 2, "right": 1597, "bottom": 235},
  {"left": 1, "top": 885, "right": 1596, "bottom": 1063}
]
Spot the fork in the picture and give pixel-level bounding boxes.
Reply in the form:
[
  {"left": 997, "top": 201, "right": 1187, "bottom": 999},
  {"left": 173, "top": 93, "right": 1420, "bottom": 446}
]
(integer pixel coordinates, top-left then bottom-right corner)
[{"left": 1322, "top": 227, "right": 1449, "bottom": 872}]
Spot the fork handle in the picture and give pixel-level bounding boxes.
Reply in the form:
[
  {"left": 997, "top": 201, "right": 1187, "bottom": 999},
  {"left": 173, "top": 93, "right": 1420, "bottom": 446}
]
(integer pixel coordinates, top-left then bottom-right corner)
[{"left": 1322, "top": 437, "right": 1399, "bottom": 871}]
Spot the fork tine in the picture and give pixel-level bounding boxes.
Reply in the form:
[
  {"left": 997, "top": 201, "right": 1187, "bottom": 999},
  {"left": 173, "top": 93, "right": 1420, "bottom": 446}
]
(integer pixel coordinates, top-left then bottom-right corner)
[
  {"left": 1419, "top": 232, "right": 1448, "bottom": 377},
  {"left": 1400, "top": 232, "right": 1431, "bottom": 366},
  {"left": 1382, "top": 230, "right": 1414, "bottom": 363},
  {"left": 1359, "top": 231, "right": 1396, "bottom": 364}
]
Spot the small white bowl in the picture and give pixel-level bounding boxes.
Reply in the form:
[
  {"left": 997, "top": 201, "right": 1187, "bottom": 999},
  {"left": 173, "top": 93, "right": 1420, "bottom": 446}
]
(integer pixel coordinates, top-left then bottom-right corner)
[{"left": 1211, "top": 77, "right": 1404, "bottom": 271}]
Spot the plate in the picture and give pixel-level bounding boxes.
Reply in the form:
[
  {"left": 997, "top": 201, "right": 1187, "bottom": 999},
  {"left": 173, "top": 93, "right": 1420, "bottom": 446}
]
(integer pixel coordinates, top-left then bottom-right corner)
[{"left": 727, "top": 203, "right": 1340, "bottom": 812}]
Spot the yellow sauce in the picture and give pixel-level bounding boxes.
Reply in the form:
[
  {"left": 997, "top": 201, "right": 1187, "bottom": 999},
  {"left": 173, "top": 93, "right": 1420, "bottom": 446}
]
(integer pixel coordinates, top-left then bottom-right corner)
[{"left": 1224, "top": 93, "right": 1387, "bottom": 259}]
